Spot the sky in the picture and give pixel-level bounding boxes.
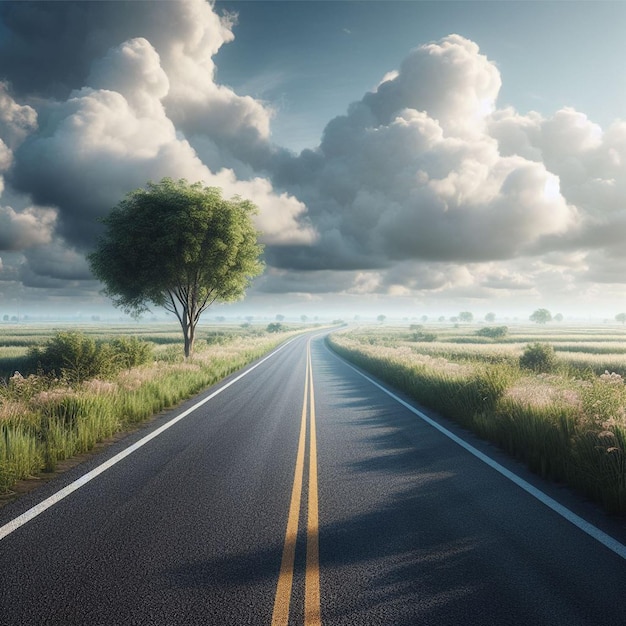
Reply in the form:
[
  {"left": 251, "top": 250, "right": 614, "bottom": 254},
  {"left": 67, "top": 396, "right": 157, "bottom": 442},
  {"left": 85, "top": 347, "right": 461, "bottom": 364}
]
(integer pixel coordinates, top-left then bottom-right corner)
[{"left": 0, "top": 0, "right": 626, "bottom": 321}]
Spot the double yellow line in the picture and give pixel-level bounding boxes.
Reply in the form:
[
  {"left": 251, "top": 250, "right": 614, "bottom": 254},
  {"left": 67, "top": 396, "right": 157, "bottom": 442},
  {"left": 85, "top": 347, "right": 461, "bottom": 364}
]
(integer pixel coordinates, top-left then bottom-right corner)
[{"left": 272, "top": 340, "right": 321, "bottom": 626}]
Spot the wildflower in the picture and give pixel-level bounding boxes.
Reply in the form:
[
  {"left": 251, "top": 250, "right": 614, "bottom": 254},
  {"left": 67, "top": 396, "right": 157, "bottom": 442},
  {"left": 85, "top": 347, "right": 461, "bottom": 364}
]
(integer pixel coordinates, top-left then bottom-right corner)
[
  {"left": 597, "top": 430, "right": 617, "bottom": 441},
  {"left": 82, "top": 379, "right": 117, "bottom": 394},
  {"left": 599, "top": 371, "right": 624, "bottom": 384}
]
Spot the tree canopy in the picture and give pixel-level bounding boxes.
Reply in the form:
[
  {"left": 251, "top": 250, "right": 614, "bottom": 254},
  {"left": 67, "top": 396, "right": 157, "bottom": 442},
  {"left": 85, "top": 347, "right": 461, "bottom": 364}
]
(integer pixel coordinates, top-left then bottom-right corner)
[
  {"left": 529, "top": 308, "right": 552, "bottom": 324},
  {"left": 88, "top": 178, "right": 264, "bottom": 356}
]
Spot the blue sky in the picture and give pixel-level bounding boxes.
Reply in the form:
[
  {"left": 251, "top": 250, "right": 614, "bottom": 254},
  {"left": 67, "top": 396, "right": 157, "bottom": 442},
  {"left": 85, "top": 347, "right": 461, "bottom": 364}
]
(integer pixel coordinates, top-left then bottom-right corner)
[{"left": 1, "top": 0, "right": 626, "bottom": 321}]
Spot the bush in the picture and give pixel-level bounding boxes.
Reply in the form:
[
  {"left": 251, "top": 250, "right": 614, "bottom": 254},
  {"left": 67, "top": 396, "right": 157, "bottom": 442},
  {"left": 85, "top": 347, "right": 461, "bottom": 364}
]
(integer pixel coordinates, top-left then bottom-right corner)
[
  {"left": 519, "top": 343, "right": 557, "bottom": 373},
  {"left": 28, "top": 332, "right": 152, "bottom": 382},
  {"left": 109, "top": 336, "right": 153, "bottom": 370},
  {"left": 412, "top": 331, "right": 437, "bottom": 342},
  {"left": 266, "top": 322, "right": 284, "bottom": 333},
  {"left": 29, "top": 332, "right": 114, "bottom": 382},
  {"left": 476, "top": 326, "right": 508, "bottom": 339}
]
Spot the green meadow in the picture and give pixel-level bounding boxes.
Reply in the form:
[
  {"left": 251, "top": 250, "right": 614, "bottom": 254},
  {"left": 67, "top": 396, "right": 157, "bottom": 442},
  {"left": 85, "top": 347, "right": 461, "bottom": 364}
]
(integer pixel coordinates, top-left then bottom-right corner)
[
  {"left": 0, "top": 322, "right": 300, "bottom": 496},
  {"left": 328, "top": 322, "right": 626, "bottom": 515}
]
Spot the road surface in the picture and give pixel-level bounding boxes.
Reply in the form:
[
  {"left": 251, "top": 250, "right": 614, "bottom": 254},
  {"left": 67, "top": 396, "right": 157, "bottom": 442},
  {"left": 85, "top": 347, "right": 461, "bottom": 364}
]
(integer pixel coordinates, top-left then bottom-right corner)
[{"left": 1, "top": 331, "right": 626, "bottom": 625}]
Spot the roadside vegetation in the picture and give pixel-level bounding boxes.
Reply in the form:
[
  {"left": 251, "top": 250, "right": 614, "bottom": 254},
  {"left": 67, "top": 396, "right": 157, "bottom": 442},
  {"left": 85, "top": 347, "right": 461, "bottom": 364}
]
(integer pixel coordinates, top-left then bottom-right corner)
[
  {"left": 328, "top": 323, "right": 626, "bottom": 515},
  {"left": 0, "top": 323, "right": 300, "bottom": 495}
]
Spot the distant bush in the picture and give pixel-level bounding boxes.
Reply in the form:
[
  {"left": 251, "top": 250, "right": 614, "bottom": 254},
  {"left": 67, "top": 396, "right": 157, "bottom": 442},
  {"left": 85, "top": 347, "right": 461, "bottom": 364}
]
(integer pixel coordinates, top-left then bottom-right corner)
[
  {"left": 476, "top": 326, "right": 509, "bottom": 339},
  {"left": 266, "top": 322, "right": 284, "bottom": 333},
  {"left": 412, "top": 331, "right": 437, "bottom": 342},
  {"left": 519, "top": 343, "right": 557, "bottom": 373}
]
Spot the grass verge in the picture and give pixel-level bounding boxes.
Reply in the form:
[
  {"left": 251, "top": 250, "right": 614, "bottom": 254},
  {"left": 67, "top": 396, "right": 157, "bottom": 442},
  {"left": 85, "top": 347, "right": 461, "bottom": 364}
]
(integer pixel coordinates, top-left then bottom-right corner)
[
  {"left": 328, "top": 330, "right": 626, "bottom": 515},
  {"left": 0, "top": 329, "right": 298, "bottom": 497}
]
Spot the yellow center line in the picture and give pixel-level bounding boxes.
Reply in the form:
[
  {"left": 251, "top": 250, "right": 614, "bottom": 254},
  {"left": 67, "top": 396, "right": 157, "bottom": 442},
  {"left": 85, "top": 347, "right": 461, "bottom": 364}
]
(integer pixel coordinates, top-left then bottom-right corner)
[
  {"left": 305, "top": 342, "right": 321, "bottom": 625},
  {"left": 271, "top": 340, "right": 322, "bottom": 626},
  {"left": 271, "top": 344, "right": 310, "bottom": 626}
]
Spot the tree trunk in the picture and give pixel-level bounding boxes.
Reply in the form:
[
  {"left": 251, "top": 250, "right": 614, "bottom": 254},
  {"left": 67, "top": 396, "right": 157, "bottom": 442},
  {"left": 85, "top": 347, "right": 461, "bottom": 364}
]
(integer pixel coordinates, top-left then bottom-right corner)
[
  {"left": 181, "top": 308, "right": 196, "bottom": 359},
  {"left": 184, "top": 324, "right": 196, "bottom": 358}
]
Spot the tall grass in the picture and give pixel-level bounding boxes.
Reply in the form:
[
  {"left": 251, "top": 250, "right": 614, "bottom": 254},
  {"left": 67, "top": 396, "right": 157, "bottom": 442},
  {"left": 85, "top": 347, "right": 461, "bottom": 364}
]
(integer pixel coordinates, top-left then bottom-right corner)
[
  {"left": 329, "top": 329, "right": 626, "bottom": 514},
  {"left": 0, "top": 328, "right": 298, "bottom": 494}
]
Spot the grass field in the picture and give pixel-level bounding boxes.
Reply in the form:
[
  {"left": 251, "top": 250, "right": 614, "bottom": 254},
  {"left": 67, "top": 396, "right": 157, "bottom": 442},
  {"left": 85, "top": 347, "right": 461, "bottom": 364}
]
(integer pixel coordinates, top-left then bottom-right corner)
[
  {"left": 0, "top": 322, "right": 302, "bottom": 496},
  {"left": 328, "top": 322, "right": 626, "bottom": 515}
]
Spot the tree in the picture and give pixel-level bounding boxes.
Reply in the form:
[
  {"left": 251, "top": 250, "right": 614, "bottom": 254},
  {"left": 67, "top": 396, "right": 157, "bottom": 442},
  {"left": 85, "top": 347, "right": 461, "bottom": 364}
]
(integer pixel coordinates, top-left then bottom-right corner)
[
  {"left": 616, "top": 313, "right": 626, "bottom": 324},
  {"left": 485, "top": 312, "right": 496, "bottom": 323},
  {"left": 89, "top": 178, "right": 264, "bottom": 357},
  {"left": 554, "top": 313, "right": 563, "bottom": 322},
  {"left": 459, "top": 311, "right": 474, "bottom": 323},
  {"left": 377, "top": 314, "right": 386, "bottom": 323},
  {"left": 276, "top": 314, "right": 285, "bottom": 322},
  {"left": 530, "top": 308, "right": 552, "bottom": 324}
]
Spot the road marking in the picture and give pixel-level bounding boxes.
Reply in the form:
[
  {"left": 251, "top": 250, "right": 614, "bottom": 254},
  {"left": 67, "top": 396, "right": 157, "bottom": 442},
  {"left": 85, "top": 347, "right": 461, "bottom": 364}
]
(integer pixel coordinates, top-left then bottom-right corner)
[
  {"left": 0, "top": 338, "right": 297, "bottom": 543},
  {"left": 336, "top": 351, "right": 626, "bottom": 562},
  {"left": 305, "top": 342, "right": 321, "bottom": 625},
  {"left": 271, "top": 345, "right": 309, "bottom": 626},
  {"left": 272, "top": 340, "right": 322, "bottom": 626}
]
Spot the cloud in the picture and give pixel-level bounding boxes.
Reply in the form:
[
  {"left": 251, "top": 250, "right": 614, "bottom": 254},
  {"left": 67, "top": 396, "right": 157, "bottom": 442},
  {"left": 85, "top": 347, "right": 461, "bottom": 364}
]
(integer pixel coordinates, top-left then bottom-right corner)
[
  {"left": 11, "top": 75, "right": 206, "bottom": 247},
  {"left": 270, "top": 35, "right": 578, "bottom": 275},
  {"left": 0, "top": 1, "right": 233, "bottom": 101},
  {"left": 487, "top": 106, "right": 626, "bottom": 286},
  {"left": 361, "top": 34, "right": 501, "bottom": 136},
  {"left": 0, "top": 82, "right": 37, "bottom": 150},
  {"left": 255, "top": 267, "right": 358, "bottom": 295},
  {"left": 6, "top": 21, "right": 312, "bottom": 257},
  {"left": 21, "top": 240, "right": 93, "bottom": 284},
  {"left": 0, "top": 204, "right": 56, "bottom": 251},
  {"left": 87, "top": 38, "right": 170, "bottom": 117}
]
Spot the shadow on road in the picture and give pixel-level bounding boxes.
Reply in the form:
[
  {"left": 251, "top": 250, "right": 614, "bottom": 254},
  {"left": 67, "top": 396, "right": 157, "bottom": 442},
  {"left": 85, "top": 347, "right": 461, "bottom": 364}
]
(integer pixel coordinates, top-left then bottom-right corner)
[{"left": 307, "top": 342, "right": 626, "bottom": 625}]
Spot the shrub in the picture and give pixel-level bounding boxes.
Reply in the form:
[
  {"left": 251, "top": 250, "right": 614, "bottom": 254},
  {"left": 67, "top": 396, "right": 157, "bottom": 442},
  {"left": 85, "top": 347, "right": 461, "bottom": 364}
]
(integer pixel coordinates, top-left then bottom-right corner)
[
  {"left": 476, "top": 326, "right": 508, "bottom": 339},
  {"left": 109, "top": 336, "right": 153, "bottom": 370},
  {"left": 28, "top": 332, "right": 153, "bottom": 382},
  {"left": 412, "top": 331, "right": 437, "bottom": 342},
  {"left": 29, "top": 331, "right": 116, "bottom": 383},
  {"left": 267, "top": 322, "right": 284, "bottom": 333},
  {"left": 519, "top": 342, "right": 558, "bottom": 373}
]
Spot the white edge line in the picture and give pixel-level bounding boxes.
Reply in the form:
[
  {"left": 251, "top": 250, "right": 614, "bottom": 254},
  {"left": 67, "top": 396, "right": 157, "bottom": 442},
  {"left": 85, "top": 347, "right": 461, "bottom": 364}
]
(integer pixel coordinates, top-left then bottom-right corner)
[
  {"left": 0, "top": 337, "right": 297, "bottom": 542},
  {"left": 333, "top": 349, "right": 626, "bottom": 561}
]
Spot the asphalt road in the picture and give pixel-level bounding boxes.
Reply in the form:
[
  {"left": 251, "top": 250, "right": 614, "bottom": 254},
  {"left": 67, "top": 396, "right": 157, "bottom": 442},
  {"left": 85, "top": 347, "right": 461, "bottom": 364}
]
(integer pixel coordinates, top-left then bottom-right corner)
[{"left": 1, "top": 331, "right": 626, "bottom": 625}]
